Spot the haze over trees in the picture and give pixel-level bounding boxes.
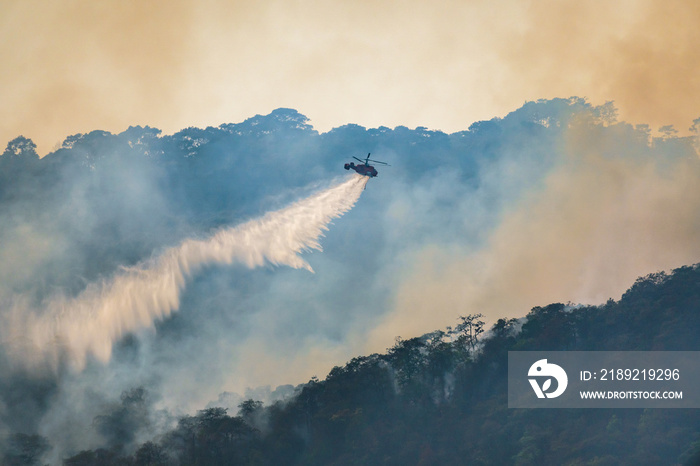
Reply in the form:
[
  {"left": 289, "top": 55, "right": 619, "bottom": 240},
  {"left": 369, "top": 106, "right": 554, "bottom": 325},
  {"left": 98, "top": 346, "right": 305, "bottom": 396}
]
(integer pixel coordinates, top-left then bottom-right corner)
[
  {"left": 0, "top": 98, "right": 699, "bottom": 464},
  {"left": 56, "top": 264, "right": 700, "bottom": 465}
]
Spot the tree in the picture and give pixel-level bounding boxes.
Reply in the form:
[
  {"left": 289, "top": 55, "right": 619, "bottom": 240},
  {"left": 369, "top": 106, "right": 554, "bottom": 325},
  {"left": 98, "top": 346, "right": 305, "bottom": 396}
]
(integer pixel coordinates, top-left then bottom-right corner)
[
  {"left": 62, "top": 447, "right": 126, "bottom": 466},
  {"left": 451, "top": 313, "right": 485, "bottom": 352},
  {"left": 491, "top": 317, "right": 518, "bottom": 339},
  {"left": 93, "top": 387, "right": 149, "bottom": 450},
  {"left": 2, "top": 136, "right": 38, "bottom": 160},
  {"left": 134, "top": 441, "right": 168, "bottom": 466},
  {"left": 519, "top": 303, "right": 576, "bottom": 350},
  {"left": 0, "top": 136, "right": 40, "bottom": 195},
  {"left": 3, "top": 433, "right": 50, "bottom": 466},
  {"left": 480, "top": 317, "right": 519, "bottom": 358},
  {"left": 238, "top": 399, "right": 263, "bottom": 418},
  {"left": 191, "top": 407, "right": 258, "bottom": 464},
  {"left": 386, "top": 336, "right": 427, "bottom": 387}
]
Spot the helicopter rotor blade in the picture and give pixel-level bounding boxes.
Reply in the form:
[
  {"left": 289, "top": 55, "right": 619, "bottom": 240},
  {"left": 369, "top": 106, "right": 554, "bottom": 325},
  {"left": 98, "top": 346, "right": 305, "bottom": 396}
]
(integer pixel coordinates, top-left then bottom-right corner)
[
  {"left": 367, "top": 159, "right": 389, "bottom": 166},
  {"left": 353, "top": 156, "right": 365, "bottom": 163}
]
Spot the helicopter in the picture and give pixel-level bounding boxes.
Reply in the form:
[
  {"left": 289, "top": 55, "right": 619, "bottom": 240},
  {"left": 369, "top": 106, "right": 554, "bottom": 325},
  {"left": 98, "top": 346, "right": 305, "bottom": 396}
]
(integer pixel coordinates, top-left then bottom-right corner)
[{"left": 344, "top": 153, "right": 389, "bottom": 177}]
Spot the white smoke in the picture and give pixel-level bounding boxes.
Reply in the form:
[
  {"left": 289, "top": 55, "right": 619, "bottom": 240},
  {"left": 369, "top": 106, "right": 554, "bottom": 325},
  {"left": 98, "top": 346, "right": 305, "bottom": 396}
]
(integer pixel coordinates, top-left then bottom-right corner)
[{"left": 2, "top": 174, "right": 368, "bottom": 370}]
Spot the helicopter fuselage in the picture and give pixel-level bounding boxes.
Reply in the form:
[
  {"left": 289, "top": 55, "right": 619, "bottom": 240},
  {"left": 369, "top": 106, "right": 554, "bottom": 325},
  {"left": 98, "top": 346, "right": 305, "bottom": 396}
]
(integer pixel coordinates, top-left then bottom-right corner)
[{"left": 344, "top": 162, "right": 378, "bottom": 177}]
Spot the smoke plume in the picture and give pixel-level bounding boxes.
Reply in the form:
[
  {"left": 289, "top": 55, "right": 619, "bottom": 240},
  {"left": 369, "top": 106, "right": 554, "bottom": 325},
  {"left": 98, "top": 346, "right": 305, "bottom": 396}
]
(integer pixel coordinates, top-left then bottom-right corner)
[{"left": 2, "top": 174, "right": 368, "bottom": 371}]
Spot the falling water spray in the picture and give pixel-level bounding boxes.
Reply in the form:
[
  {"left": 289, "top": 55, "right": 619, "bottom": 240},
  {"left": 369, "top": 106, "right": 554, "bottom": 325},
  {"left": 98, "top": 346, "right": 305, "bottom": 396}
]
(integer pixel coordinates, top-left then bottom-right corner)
[{"left": 3, "top": 174, "right": 369, "bottom": 370}]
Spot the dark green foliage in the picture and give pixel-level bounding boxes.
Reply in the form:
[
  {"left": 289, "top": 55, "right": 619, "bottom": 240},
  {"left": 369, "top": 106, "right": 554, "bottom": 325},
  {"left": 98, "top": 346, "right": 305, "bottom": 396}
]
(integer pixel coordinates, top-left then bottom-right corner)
[
  {"left": 451, "top": 313, "right": 486, "bottom": 353},
  {"left": 60, "top": 264, "right": 700, "bottom": 464},
  {"left": 60, "top": 265, "right": 700, "bottom": 464},
  {"left": 2, "top": 103, "right": 697, "bottom": 464},
  {"left": 155, "top": 407, "right": 260, "bottom": 465},
  {"left": 62, "top": 447, "right": 131, "bottom": 466},
  {"left": 238, "top": 400, "right": 264, "bottom": 420},
  {"left": 516, "top": 303, "right": 577, "bottom": 350},
  {"left": 2, "top": 433, "right": 50, "bottom": 466},
  {"left": 93, "top": 388, "right": 150, "bottom": 450},
  {"left": 133, "top": 441, "right": 168, "bottom": 466}
]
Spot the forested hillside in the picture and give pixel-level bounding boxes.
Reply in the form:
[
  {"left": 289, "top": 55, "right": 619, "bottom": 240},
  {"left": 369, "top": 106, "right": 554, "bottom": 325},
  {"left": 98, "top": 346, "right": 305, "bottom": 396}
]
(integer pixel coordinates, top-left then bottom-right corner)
[
  {"left": 1, "top": 99, "right": 700, "bottom": 465},
  {"left": 49, "top": 264, "right": 700, "bottom": 465}
]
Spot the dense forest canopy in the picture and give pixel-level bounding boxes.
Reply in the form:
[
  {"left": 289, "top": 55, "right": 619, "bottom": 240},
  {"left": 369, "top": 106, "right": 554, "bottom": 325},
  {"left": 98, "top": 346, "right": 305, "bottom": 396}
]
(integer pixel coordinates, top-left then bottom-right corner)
[
  {"left": 46, "top": 264, "right": 700, "bottom": 465},
  {"left": 0, "top": 98, "right": 699, "bottom": 464}
]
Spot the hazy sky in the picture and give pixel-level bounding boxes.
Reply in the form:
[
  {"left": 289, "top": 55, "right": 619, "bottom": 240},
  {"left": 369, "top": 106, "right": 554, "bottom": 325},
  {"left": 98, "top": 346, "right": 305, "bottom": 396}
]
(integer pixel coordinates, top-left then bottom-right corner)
[
  {"left": 2, "top": 0, "right": 699, "bottom": 154},
  {"left": 4, "top": 2, "right": 700, "bottom": 459}
]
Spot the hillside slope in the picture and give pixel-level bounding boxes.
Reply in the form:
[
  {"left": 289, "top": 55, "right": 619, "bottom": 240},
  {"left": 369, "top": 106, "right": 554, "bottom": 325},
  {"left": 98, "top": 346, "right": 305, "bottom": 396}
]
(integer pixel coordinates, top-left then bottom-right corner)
[{"left": 54, "top": 264, "right": 700, "bottom": 466}]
